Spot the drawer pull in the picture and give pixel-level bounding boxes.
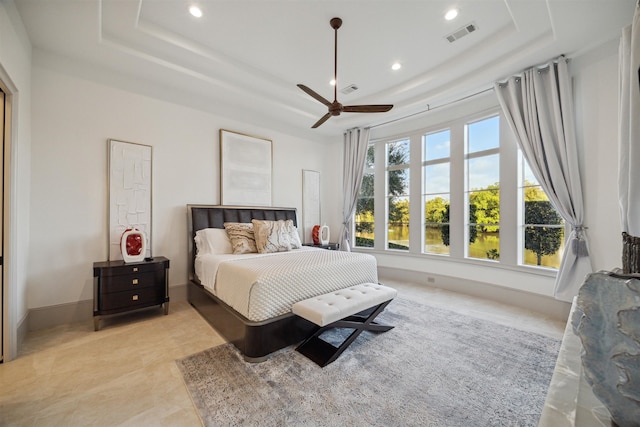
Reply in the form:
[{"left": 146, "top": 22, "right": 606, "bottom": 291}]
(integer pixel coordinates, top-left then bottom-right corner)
[
  {"left": 132, "top": 279, "right": 138, "bottom": 285},
  {"left": 132, "top": 295, "right": 139, "bottom": 301},
  {"left": 133, "top": 267, "right": 138, "bottom": 272}
]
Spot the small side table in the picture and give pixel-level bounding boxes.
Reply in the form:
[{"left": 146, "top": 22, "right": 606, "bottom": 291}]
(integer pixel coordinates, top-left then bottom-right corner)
[
  {"left": 303, "top": 243, "right": 340, "bottom": 251},
  {"left": 93, "top": 256, "right": 170, "bottom": 331}
]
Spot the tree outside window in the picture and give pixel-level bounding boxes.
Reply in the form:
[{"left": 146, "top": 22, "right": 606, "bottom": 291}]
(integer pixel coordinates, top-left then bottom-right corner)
[
  {"left": 355, "top": 144, "right": 375, "bottom": 247},
  {"left": 521, "top": 161, "right": 564, "bottom": 267},
  {"left": 387, "top": 139, "right": 410, "bottom": 250}
]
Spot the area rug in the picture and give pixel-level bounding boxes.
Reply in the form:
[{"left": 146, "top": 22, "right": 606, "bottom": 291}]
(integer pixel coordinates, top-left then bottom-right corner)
[{"left": 176, "top": 297, "right": 560, "bottom": 426}]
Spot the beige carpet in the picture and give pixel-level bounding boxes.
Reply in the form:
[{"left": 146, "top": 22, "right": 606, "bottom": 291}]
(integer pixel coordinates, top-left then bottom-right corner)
[{"left": 177, "top": 297, "right": 560, "bottom": 426}]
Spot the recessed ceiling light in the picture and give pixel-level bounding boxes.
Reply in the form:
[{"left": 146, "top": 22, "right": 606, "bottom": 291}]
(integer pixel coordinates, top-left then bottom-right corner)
[
  {"left": 189, "top": 5, "right": 203, "bottom": 18},
  {"left": 330, "top": 79, "right": 336, "bottom": 86},
  {"left": 445, "top": 8, "right": 458, "bottom": 21},
  {"left": 391, "top": 62, "right": 402, "bottom": 71}
]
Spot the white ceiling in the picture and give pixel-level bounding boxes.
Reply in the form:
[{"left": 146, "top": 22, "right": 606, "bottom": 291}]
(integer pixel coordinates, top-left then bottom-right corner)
[{"left": 14, "top": 0, "right": 635, "bottom": 138}]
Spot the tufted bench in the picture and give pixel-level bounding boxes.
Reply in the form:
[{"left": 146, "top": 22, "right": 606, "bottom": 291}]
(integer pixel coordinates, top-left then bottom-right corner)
[{"left": 292, "top": 282, "right": 397, "bottom": 367}]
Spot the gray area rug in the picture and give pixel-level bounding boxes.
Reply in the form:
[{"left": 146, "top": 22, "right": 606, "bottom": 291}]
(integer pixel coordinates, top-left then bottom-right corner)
[{"left": 176, "top": 297, "right": 560, "bottom": 426}]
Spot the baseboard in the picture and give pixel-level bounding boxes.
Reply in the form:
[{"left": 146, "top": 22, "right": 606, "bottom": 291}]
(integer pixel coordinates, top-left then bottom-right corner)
[
  {"left": 378, "top": 266, "right": 571, "bottom": 321},
  {"left": 17, "top": 312, "right": 28, "bottom": 351},
  {"left": 26, "top": 283, "right": 189, "bottom": 332},
  {"left": 28, "top": 299, "right": 95, "bottom": 331}
]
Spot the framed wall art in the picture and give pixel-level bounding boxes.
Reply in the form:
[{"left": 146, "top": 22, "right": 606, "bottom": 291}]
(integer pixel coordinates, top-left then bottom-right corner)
[
  {"left": 220, "top": 129, "right": 272, "bottom": 206},
  {"left": 302, "top": 169, "right": 321, "bottom": 244},
  {"left": 108, "top": 139, "right": 152, "bottom": 261}
]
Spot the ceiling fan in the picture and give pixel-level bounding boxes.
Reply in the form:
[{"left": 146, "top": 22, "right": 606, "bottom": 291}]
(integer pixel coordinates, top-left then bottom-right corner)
[{"left": 298, "top": 17, "right": 393, "bottom": 128}]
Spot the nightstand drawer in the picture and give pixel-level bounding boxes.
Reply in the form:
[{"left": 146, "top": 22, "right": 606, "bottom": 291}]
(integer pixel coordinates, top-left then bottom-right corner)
[
  {"left": 100, "top": 270, "right": 165, "bottom": 293},
  {"left": 99, "top": 287, "right": 166, "bottom": 312},
  {"left": 96, "top": 261, "right": 164, "bottom": 277}
]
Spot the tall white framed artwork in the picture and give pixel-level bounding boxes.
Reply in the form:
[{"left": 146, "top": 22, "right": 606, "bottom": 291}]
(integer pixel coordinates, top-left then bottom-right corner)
[
  {"left": 302, "top": 169, "right": 320, "bottom": 244},
  {"left": 108, "top": 139, "right": 152, "bottom": 261},
  {"left": 220, "top": 129, "right": 272, "bottom": 206}
]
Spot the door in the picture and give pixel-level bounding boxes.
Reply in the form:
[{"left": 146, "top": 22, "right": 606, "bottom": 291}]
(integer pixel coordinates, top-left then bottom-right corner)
[
  {"left": 0, "top": 88, "right": 8, "bottom": 363},
  {"left": 0, "top": 88, "right": 4, "bottom": 362}
]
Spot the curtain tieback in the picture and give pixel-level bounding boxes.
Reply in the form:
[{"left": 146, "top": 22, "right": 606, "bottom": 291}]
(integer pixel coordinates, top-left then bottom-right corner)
[{"left": 571, "top": 225, "right": 589, "bottom": 257}]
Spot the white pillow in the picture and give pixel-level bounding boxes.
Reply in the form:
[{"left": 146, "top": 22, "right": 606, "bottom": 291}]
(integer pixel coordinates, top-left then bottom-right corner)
[{"left": 194, "top": 228, "right": 233, "bottom": 255}]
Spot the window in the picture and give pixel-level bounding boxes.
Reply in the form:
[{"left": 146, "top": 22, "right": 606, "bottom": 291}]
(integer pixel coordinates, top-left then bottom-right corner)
[
  {"left": 355, "top": 144, "right": 375, "bottom": 248},
  {"left": 423, "top": 130, "right": 450, "bottom": 255},
  {"left": 386, "top": 139, "right": 410, "bottom": 250},
  {"left": 355, "top": 107, "right": 563, "bottom": 273},
  {"left": 520, "top": 158, "right": 565, "bottom": 268},
  {"left": 466, "top": 116, "right": 500, "bottom": 261}
]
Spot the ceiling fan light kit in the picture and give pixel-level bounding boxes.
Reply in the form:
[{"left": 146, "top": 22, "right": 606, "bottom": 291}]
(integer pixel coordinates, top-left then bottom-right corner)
[{"left": 298, "top": 17, "right": 393, "bottom": 128}]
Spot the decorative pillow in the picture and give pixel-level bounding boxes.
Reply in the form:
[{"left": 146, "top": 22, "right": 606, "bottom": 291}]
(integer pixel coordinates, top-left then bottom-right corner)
[
  {"left": 194, "top": 228, "right": 233, "bottom": 255},
  {"left": 223, "top": 222, "right": 258, "bottom": 254},
  {"left": 285, "top": 220, "right": 303, "bottom": 249},
  {"left": 252, "top": 219, "right": 292, "bottom": 254}
]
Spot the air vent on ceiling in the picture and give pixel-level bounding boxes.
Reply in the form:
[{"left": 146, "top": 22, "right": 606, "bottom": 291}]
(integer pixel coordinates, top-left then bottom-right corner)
[
  {"left": 445, "top": 22, "right": 478, "bottom": 43},
  {"left": 340, "top": 84, "right": 358, "bottom": 95}
]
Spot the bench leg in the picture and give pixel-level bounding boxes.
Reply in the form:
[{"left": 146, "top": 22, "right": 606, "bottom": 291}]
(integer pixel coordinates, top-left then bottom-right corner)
[{"left": 296, "top": 299, "right": 394, "bottom": 367}]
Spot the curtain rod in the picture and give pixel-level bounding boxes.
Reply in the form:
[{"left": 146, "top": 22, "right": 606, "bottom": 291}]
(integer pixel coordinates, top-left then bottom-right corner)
[{"left": 369, "top": 86, "right": 494, "bottom": 129}]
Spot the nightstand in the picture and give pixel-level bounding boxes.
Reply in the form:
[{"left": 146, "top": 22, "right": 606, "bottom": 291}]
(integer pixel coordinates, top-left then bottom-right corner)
[
  {"left": 303, "top": 243, "right": 340, "bottom": 250},
  {"left": 93, "top": 256, "right": 170, "bottom": 331}
]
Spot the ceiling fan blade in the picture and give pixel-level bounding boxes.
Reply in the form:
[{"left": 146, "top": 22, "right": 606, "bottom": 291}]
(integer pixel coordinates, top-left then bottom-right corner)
[
  {"left": 311, "top": 113, "right": 332, "bottom": 128},
  {"left": 297, "top": 84, "right": 332, "bottom": 107},
  {"left": 343, "top": 105, "right": 394, "bottom": 113}
]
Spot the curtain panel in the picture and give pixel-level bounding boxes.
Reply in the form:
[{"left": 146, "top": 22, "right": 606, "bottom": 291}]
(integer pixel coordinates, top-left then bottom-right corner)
[
  {"left": 619, "top": 2, "right": 640, "bottom": 273},
  {"left": 494, "top": 57, "right": 592, "bottom": 302},
  {"left": 339, "top": 128, "right": 370, "bottom": 252}
]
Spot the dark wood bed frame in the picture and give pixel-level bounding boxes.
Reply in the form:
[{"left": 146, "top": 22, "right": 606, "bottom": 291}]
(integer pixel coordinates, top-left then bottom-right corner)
[{"left": 187, "top": 204, "right": 318, "bottom": 362}]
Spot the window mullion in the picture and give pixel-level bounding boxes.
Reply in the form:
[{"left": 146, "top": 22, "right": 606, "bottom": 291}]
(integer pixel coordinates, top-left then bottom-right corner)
[
  {"left": 409, "top": 132, "right": 422, "bottom": 254},
  {"left": 449, "top": 122, "right": 465, "bottom": 258},
  {"left": 499, "top": 113, "right": 518, "bottom": 266}
]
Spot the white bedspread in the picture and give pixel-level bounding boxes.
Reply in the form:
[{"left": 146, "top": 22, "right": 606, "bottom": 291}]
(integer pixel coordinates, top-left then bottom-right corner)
[{"left": 195, "top": 248, "right": 378, "bottom": 322}]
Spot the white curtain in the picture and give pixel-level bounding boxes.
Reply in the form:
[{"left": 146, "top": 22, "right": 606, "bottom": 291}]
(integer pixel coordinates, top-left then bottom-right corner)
[
  {"left": 339, "top": 127, "right": 370, "bottom": 252},
  {"left": 619, "top": 2, "right": 640, "bottom": 238},
  {"left": 494, "top": 57, "right": 592, "bottom": 302}
]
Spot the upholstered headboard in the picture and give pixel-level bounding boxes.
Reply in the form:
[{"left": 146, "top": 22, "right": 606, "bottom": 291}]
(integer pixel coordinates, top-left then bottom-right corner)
[{"left": 187, "top": 205, "right": 298, "bottom": 282}]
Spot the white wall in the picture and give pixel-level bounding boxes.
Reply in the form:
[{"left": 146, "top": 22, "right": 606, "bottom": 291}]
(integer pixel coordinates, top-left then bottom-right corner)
[
  {"left": 0, "top": 1, "right": 32, "bottom": 345},
  {"left": 572, "top": 39, "right": 623, "bottom": 272},
  {"left": 28, "top": 61, "right": 340, "bottom": 309}
]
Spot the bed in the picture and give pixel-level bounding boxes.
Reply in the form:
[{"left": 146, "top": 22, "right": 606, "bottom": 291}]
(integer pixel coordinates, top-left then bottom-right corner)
[{"left": 187, "top": 204, "right": 379, "bottom": 362}]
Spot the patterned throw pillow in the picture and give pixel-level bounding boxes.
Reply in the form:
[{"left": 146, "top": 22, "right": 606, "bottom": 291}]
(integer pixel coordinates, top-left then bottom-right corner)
[
  {"left": 223, "top": 222, "right": 258, "bottom": 254},
  {"left": 285, "top": 220, "right": 303, "bottom": 249},
  {"left": 252, "top": 219, "right": 292, "bottom": 253}
]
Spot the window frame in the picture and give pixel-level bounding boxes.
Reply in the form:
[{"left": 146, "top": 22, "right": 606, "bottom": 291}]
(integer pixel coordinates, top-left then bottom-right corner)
[
  {"left": 464, "top": 114, "right": 501, "bottom": 261},
  {"left": 353, "top": 107, "right": 562, "bottom": 275},
  {"left": 422, "top": 128, "right": 452, "bottom": 256}
]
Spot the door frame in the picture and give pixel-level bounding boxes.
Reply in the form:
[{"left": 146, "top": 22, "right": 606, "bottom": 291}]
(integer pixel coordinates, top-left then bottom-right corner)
[{"left": 0, "top": 65, "right": 16, "bottom": 362}]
